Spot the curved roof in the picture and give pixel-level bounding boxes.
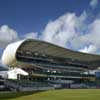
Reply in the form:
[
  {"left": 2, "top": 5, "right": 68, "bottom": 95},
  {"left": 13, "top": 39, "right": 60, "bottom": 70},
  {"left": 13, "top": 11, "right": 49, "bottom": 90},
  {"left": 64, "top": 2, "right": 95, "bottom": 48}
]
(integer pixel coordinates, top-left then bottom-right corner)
[
  {"left": 2, "top": 40, "right": 25, "bottom": 65},
  {"left": 2, "top": 39, "right": 100, "bottom": 67}
]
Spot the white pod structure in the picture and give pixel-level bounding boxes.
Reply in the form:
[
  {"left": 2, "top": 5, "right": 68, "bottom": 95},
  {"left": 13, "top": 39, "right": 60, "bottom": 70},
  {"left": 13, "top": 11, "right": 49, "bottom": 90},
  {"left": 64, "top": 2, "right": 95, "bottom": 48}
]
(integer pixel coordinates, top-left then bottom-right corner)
[{"left": 2, "top": 40, "right": 25, "bottom": 65}]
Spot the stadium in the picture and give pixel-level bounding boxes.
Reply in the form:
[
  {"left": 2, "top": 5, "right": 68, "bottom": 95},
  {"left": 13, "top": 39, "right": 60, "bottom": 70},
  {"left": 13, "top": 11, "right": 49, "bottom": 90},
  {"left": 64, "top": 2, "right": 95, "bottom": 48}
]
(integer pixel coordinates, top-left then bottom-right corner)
[{"left": 1, "top": 39, "right": 100, "bottom": 91}]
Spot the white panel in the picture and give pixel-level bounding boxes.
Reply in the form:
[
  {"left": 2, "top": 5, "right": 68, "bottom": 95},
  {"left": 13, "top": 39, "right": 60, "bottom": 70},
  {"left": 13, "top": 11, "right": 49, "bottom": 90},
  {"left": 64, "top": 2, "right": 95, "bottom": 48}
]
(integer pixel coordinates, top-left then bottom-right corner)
[{"left": 2, "top": 40, "right": 25, "bottom": 65}]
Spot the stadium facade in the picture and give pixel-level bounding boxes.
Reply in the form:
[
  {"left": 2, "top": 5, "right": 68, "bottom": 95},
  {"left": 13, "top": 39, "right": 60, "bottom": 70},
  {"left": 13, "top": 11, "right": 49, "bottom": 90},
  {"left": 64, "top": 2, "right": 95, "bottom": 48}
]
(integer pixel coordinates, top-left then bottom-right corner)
[{"left": 1, "top": 39, "right": 100, "bottom": 90}]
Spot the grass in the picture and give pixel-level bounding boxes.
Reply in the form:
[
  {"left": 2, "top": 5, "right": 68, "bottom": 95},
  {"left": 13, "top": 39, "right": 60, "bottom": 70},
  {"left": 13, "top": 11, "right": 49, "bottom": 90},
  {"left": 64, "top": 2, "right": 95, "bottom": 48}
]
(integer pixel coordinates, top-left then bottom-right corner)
[{"left": 1, "top": 89, "right": 100, "bottom": 100}]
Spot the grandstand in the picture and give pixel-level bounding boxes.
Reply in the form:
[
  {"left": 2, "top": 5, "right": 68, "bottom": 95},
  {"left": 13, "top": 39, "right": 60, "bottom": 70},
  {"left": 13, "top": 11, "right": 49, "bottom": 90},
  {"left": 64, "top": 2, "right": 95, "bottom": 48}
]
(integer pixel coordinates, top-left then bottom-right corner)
[{"left": 1, "top": 39, "right": 100, "bottom": 90}]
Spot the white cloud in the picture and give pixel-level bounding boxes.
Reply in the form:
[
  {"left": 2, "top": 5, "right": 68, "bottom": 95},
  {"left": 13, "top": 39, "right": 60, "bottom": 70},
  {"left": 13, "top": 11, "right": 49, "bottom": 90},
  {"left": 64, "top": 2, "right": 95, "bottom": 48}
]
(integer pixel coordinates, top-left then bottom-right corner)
[
  {"left": 41, "top": 13, "right": 78, "bottom": 47},
  {"left": 71, "top": 18, "right": 100, "bottom": 54},
  {"left": 90, "top": 0, "right": 98, "bottom": 9},
  {"left": 0, "top": 25, "right": 18, "bottom": 48},
  {"left": 24, "top": 32, "right": 38, "bottom": 39},
  {"left": 79, "top": 45, "right": 97, "bottom": 53},
  {"left": 87, "top": 19, "right": 100, "bottom": 46},
  {"left": 0, "top": 25, "right": 39, "bottom": 48},
  {"left": 40, "top": 11, "right": 89, "bottom": 49}
]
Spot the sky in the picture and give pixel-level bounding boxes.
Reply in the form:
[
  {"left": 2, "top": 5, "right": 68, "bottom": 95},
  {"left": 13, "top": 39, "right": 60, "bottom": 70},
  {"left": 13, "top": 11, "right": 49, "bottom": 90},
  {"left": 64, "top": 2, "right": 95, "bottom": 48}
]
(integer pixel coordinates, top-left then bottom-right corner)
[
  {"left": 0, "top": 0, "right": 92, "bottom": 35},
  {"left": 0, "top": 0, "right": 100, "bottom": 59}
]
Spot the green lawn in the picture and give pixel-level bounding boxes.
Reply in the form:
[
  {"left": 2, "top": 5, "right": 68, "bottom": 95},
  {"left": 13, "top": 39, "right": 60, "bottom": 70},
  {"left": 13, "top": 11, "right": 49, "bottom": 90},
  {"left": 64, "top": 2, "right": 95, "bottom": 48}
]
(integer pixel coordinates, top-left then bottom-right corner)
[{"left": 1, "top": 89, "right": 100, "bottom": 100}]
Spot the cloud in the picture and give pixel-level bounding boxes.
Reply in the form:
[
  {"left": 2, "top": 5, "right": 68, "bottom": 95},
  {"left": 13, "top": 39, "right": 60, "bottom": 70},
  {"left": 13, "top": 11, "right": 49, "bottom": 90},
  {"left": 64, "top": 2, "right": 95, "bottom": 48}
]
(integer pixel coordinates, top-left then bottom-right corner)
[
  {"left": 40, "top": 11, "right": 89, "bottom": 49},
  {"left": 90, "top": 0, "right": 98, "bottom": 9},
  {"left": 41, "top": 13, "right": 78, "bottom": 48},
  {"left": 0, "top": 25, "right": 38, "bottom": 48},
  {"left": 71, "top": 18, "right": 100, "bottom": 54},
  {"left": 0, "top": 25, "right": 18, "bottom": 48},
  {"left": 24, "top": 32, "right": 38, "bottom": 39},
  {"left": 79, "top": 45, "right": 97, "bottom": 53}
]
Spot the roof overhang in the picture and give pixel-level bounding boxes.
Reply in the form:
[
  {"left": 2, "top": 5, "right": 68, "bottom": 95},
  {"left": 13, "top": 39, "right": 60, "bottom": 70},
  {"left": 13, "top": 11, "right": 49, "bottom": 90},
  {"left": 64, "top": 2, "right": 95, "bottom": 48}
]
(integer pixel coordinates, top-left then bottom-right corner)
[{"left": 2, "top": 39, "right": 100, "bottom": 69}]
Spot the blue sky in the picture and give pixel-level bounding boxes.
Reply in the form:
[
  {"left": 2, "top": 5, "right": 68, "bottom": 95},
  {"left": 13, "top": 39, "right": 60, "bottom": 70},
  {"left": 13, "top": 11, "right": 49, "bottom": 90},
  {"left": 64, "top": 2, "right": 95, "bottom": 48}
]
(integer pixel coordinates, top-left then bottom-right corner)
[
  {"left": 0, "top": 0, "right": 100, "bottom": 58},
  {"left": 0, "top": 0, "right": 98, "bottom": 35}
]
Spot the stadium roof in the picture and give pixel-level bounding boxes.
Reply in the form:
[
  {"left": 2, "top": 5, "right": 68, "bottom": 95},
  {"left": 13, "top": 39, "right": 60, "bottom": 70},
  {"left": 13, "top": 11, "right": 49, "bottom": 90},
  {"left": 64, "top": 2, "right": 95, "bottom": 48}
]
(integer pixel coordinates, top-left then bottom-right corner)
[
  {"left": 18, "top": 39, "right": 100, "bottom": 61},
  {"left": 2, "top": 39, "right": 100, "bottom": 68}
]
